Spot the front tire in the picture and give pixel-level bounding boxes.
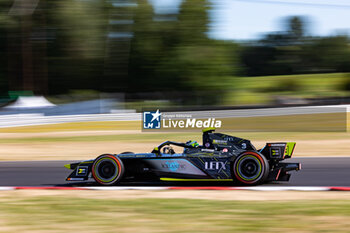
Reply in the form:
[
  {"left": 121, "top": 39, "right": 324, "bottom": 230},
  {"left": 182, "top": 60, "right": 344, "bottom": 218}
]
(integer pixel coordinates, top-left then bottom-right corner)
[
  {"left": 92, "top": 154, "right": 124, "bottom": 185},
  {"left": 232, "top": 151, "right": 269, "bottom": 185}
]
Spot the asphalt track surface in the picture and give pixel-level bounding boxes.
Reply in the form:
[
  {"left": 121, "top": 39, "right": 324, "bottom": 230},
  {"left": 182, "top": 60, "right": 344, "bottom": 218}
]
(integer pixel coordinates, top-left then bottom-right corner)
[{"left": 0, "top": 157, "right": 349, "bottom": 187}]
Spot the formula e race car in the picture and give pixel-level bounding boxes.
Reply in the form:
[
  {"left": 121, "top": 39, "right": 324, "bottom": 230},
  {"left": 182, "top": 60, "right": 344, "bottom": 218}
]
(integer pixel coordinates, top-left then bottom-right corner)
[{"left": 65, "top": 128, "right": 300, "bottom": 185}]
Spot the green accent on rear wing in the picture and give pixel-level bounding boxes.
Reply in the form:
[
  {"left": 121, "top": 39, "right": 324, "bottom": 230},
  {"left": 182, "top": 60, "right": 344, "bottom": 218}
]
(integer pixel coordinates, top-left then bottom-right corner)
[
  {"left": 64, "top": 164, "right": 71, "bottom": 169},
  {"left": 160, "top": 178, "right": 233, "bottom": 182},
  {"left": 202, "top": 127, "right": 216, "bottom": 133},
  {"left": 284, "top": 142, "right": 296, "bottom": 158}
]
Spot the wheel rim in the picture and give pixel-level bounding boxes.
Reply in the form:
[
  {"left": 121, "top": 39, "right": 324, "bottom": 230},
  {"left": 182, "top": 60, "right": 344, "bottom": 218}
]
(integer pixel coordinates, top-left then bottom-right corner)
[
  {"left": 93, "top": 157, "right": 120, "bottom": 183},
  {"left": 236, "top": 155, "right": 263, "bottom": 181}
]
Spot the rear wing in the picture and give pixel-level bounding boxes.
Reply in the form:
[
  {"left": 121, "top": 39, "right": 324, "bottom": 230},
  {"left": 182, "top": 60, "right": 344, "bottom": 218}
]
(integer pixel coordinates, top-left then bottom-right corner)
[{"left": 260, "top": 142, "right": 296, "bottom": 160}]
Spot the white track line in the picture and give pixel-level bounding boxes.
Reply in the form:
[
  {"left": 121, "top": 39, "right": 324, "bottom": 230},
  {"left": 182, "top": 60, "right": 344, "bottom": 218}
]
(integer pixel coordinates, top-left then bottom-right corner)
[
  {"left": 237, "top": 186, "right": 330, "bottom": 191},
  {"left": 82, "top": 186, "right": 170, "bottom": 190},
  {"left": 0, "top": 187, "right": 16, "bottom": 190}
]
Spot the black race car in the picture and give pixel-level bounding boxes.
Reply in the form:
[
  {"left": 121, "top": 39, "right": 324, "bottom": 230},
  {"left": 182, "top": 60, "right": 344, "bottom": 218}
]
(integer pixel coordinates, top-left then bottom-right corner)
[{"left": 65, "top": 128, "right": 300, "bottom": 185}]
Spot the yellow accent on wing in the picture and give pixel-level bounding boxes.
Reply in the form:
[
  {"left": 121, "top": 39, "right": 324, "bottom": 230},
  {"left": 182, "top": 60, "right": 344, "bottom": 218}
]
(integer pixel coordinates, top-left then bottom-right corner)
[
  {"left": 78, "top": 168, "right": 85, "bottom": 174},
  {"left": 284, "top": 142, "right": 296, "bottom": 157},
  {"left": 202, "top": 127, "right": 216, "bottom": 133}
]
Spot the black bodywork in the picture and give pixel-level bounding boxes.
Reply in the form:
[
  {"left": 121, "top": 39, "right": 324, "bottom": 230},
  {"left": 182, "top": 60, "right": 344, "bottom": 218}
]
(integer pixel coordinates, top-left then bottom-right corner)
[{"left": 65, "top": 129, "right": 300, "bottom": 185}]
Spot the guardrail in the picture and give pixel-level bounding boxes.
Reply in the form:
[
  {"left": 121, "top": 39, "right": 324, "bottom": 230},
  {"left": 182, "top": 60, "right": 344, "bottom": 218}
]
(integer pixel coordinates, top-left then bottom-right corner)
[
  {"left": 0, "top": 104, "right": 348, "bottom": 128},
  {"left": 0, "top": 113, "right": 141, "bottom": 128}
]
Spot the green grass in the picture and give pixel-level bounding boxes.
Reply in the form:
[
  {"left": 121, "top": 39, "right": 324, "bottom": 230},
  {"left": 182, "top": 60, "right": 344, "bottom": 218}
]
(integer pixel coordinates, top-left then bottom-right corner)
[
  {"left": 224, "top": 73, "right": 350, "bottom": 105},
  {"left": 2, "top": 197, "right": 350, "bottom": 232}
]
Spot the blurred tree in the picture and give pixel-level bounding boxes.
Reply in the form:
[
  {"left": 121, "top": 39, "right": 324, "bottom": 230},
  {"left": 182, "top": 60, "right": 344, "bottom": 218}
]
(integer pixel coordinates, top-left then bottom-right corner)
[
  {"left": 127, "top": 0, "right": 161, "bottom": 93},
  {"left": 288, "top": 16, "right": 305, "bottom": 41},
  {"left": 240, "top": 15, "right": 348, "bottom": 76},
  {"left": 176, "top": 0, "right": 209, "bottom": 45},
  {"left": 102, "top": 1, "right": 135, "bottom": 93},
  {"left": 0, "top": 0, "right": 237, "bottom": 105},
  {"left": 127, "top": 0, "right": 233, "bottom": 104},
  {"left": 0, "top": 1, "right": 12, "bottom": 96},
  {"left": 47, "top": 0, "right": 109, "bottom": 94},
  {"left": 301, "top": 35, "right": 350, "bottom": 72},
  {"left": 0, "top": 0, "right": 37, "bottom": 96}
]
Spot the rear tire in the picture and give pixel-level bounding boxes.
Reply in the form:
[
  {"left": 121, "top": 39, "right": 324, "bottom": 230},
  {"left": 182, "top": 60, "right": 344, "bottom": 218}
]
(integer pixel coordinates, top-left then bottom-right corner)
[
  {"left": 92, "top": 154, "right": 124, "bottom": 185},
  {"left": 232, "top": 151, "right": 269, "bottom": 185}
]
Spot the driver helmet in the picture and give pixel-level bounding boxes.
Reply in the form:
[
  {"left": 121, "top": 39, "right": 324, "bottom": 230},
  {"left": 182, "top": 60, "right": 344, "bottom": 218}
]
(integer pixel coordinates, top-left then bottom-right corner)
[{"left": 186, "top": 140, "right": 199, "bottom": 148}]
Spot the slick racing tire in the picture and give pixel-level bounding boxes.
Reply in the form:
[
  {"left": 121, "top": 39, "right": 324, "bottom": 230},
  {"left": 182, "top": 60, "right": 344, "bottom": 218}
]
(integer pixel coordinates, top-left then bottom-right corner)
[
  {"left": 92, "top": 154, "right": 125, "bottom": 185},
  {"left": 232, "top": 151, "right": 269, "bottom": 185}
]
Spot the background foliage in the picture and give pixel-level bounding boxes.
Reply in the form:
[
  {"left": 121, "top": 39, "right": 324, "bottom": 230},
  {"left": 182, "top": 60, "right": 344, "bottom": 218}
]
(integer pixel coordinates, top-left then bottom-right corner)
[{"left": 0, "top": 0, "right": 349, "bottom": 105}]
